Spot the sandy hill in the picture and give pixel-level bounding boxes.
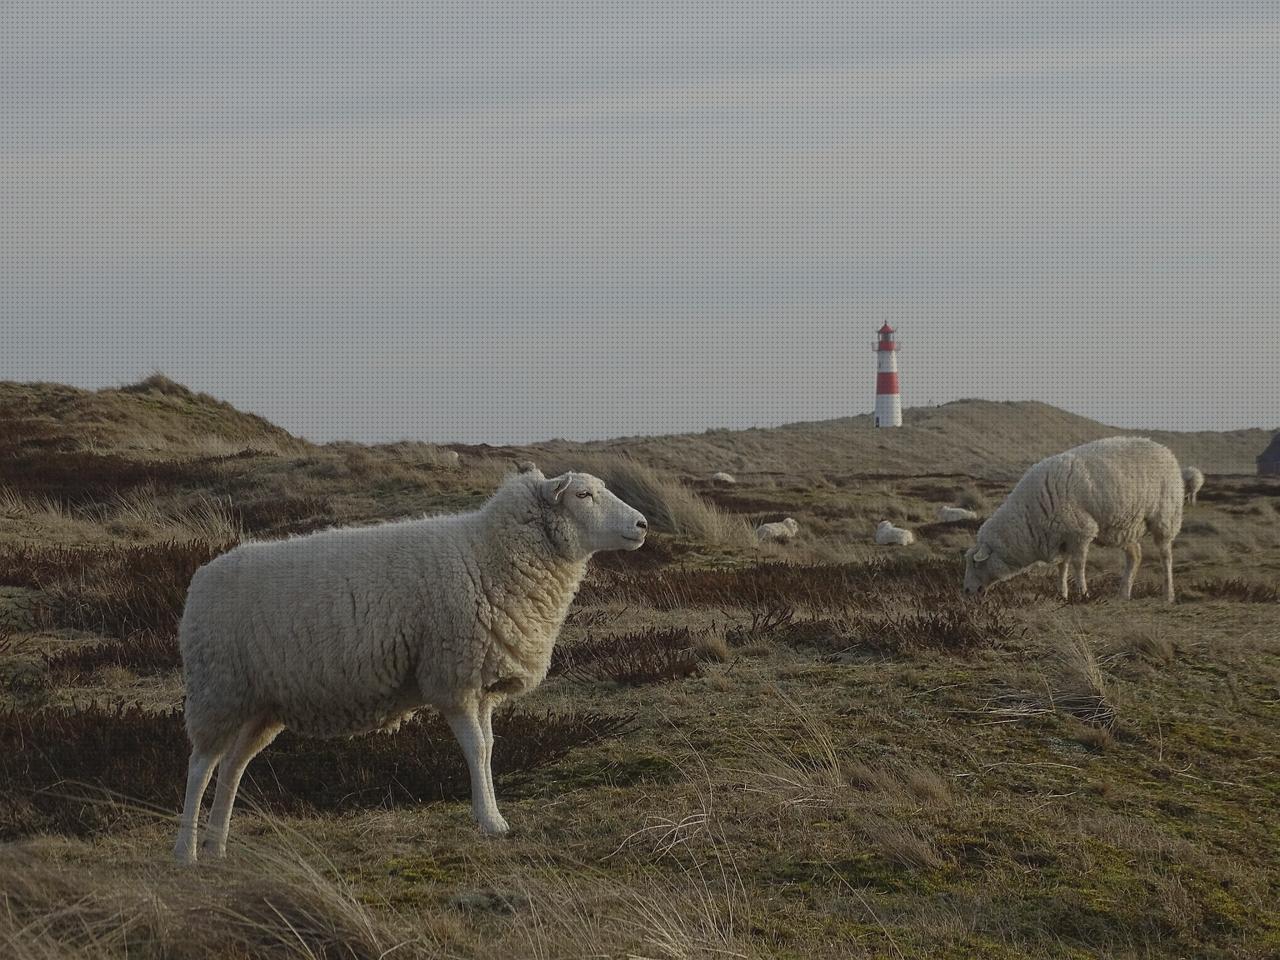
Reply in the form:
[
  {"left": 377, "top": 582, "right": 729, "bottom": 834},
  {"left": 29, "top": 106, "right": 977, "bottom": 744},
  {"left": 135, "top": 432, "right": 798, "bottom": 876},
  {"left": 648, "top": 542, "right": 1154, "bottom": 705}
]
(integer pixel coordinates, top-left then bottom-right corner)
[
  {"left": 525, "top": 399, "right": 1272, "bottom": 480},
  {"left": 0, "top": 379, "right": 1270, "bottom": 480},
  {"left": 0, "top": 375, "right": 304, "bottom": 459}
]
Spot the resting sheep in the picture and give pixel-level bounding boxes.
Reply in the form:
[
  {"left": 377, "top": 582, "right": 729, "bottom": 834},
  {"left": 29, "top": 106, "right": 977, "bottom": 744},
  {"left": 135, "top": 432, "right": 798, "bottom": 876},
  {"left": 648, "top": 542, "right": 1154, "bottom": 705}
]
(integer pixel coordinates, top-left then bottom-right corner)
[
  {"left": 173, "top": 464, "right": 647, "bottom": 863},
  {"left": 756, "top": 517, "right": 799, "bottom": 543},
  {"left": 1182, "top": 466, "right": 1204, "bottom": 504},
  {"left": 875, "top": 520, "right": 915, "bottom": 546},
  {"left": 710, "top": 472, "right": 737, "bottom": 486},
  {"left": 964, "top": 437, "right": 1183, "bottom": 602},
  {"left": 936, "top": 506, "right": 978, "bottom": 522}
]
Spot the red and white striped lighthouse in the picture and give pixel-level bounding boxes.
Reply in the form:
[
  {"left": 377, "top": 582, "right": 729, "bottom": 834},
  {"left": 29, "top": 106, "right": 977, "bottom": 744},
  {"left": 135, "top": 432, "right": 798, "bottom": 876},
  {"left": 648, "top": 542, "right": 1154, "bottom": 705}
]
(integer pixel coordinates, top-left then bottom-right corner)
[{"left": 873, "top": 323, "right": 902, "bottom": 428}]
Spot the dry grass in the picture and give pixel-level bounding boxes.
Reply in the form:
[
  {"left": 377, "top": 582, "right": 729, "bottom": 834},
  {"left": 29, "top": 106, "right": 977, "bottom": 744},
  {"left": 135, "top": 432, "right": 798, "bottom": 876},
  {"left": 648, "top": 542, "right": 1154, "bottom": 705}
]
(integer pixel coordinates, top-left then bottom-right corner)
[{"left": 0, "top": 830, "right": 442, "bottom": 960}]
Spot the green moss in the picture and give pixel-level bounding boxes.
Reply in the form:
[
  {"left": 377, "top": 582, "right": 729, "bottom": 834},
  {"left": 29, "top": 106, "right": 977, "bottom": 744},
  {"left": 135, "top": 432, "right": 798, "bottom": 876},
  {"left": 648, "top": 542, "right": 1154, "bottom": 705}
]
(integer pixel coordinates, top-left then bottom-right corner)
[{"left": 383, "top": 854, "right": 466, "bottom": 885}]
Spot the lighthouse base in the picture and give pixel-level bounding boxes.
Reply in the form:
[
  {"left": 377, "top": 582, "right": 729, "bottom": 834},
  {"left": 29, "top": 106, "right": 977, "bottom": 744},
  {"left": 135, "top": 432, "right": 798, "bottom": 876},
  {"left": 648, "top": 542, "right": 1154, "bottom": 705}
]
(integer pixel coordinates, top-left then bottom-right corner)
[{"left": 875, "top": 395, "right": 902, "bottom": 428}]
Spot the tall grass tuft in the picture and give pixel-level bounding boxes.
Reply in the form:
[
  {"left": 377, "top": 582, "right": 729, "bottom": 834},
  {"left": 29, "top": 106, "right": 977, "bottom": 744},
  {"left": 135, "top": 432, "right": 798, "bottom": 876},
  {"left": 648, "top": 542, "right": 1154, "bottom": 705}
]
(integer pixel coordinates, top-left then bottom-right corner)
[{"left": 538, "top": 452, "right": 751, "bottom": 545}]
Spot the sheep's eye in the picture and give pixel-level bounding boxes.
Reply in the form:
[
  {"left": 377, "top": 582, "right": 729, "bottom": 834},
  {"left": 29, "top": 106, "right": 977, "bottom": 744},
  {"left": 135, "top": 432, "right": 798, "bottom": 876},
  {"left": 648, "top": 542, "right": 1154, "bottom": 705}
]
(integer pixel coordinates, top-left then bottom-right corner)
[{"left": 576, "top": 491, "right": 593, "bottom": 500}]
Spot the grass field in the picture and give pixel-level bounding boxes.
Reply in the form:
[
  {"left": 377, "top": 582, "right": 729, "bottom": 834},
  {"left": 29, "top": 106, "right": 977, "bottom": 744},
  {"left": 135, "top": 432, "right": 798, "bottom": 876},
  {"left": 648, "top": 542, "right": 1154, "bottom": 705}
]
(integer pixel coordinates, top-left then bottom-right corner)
[{"left": 2, "top": 378, "right": 1277, "bottom": 959}]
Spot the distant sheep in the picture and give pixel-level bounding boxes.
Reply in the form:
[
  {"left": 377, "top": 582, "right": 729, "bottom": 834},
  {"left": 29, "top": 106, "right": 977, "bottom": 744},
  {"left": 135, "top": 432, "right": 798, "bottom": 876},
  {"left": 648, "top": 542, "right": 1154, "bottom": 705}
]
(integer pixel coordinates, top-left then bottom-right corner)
[
  {"left": 936, "top": 506, "right": 978, "bottom": 522},
  {"left": 964, "top": 437, "right": 1183, "bottom": 602},
  {"left": 756, "top": 517, "right": 799, "bottom": 543},
  {"left": 710, "top": 472, "right": 737, "bottom": 486},
  {"left": 1182, "top": 466, "right": 1205, "bottom": 504},
  {"left": 875, "top": 520, "right": 915, "bottom": 546},
  {"left": 173, "top": 464, "right": 648, "bottom": 863}
]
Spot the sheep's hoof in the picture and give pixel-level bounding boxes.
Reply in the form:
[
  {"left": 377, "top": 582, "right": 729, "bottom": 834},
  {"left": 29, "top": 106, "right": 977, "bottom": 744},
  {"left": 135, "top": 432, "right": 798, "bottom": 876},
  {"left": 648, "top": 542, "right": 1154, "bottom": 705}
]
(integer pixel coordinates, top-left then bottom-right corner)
[
  {"left": 173, "top": 843, "right": 197, "bottom": 865},
  {"left": 199, "top": 838, "right": 227, "bottom": 859},
  {"left": 479, "top": 817, "right": 510, "bottom": 837}
]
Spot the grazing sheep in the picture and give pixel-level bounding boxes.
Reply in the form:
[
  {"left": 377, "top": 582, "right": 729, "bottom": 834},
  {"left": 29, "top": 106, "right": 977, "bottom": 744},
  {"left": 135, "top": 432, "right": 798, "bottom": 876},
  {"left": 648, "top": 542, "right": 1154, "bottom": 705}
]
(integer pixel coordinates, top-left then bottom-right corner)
[
  {"left": 875, "top": 520, "right": 915, "bottom": 546},
  {"left": 710, "top": 472, "right": 737, "bottom": 486},
  {"left": 173, "top": 464, "right": 647, "bottom": 864},
  {"left": 964, "top": 437, "right": 1183, "bottom": 602},
  {"left": 1182, "top": 466, "right": 1205, "bottom": 504},
  {"left": 755, "top": 517, "right": 799, "bottom": 543},
  {"left": 936, "top": 505, "right": 979, "bottom": 523}
]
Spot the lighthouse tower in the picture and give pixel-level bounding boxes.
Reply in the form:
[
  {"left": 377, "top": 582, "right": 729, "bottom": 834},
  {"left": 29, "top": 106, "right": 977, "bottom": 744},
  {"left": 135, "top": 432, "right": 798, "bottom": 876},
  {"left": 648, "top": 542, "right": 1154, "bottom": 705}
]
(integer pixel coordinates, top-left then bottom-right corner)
[{"left": 873, "top": 323, "right": 902, "bottom": 428}]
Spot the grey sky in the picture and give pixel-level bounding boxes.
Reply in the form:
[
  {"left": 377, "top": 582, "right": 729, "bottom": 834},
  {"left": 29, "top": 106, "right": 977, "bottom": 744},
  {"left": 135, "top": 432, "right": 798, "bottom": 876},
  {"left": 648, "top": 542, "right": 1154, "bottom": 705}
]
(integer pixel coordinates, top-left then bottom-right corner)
[{"left": 2, "top": 2, "right": 1277, "bottom": 443}]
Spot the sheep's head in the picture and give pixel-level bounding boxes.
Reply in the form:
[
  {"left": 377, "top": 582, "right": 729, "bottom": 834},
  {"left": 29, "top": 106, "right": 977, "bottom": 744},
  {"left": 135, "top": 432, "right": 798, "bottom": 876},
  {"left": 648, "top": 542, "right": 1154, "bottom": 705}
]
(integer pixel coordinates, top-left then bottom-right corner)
[
  {"left": 540, "top": 472, "right": 647, "bottom": 560},
  {"left": 963, "top": 540, "right": 1018, "bottom": 594}
]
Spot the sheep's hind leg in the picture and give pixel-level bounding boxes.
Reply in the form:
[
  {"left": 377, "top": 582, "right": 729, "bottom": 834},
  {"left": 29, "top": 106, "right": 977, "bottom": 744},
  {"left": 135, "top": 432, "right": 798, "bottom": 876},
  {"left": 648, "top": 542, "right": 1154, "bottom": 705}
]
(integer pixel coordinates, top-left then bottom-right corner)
[
  {"left": 1057, "top": 559, "right": 1070, "bottom": 600},
  {"left": 173, "top": 748, "right": 222, "bottom": 864},
  {"left": 200, "top": 717, "right": 283, "bottom": 859},
  {"left": 1156, "top": 535, "right": 1176, "bottom": 603},
  {"left": 1120, "top": 542, "right": 1142, "bottom": 600},
  {"left": 447, "top": 704, "right": 509, "bottom": 836}
]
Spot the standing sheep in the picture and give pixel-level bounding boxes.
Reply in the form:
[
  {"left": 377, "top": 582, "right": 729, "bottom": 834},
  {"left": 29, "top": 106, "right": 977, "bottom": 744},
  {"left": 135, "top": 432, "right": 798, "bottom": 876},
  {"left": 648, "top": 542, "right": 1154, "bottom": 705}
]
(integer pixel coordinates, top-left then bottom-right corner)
[
  {"left": 1182, "top": 466, "right": 1205, "bottom": 504},
  {"left": 755, "top": 517, "right": 799, "bottom": 543},
  {"left": 874, "top": 520, "right": 915, "bottom": 546},
  {"left": 936, "top": 506, "right": 979, "bottom": 522},
  {"left": 173, "top": 465, "right": 647, "bottom": 864},
  {"left": 963, "top": 437, "right": 1183, "bottom": 602}
]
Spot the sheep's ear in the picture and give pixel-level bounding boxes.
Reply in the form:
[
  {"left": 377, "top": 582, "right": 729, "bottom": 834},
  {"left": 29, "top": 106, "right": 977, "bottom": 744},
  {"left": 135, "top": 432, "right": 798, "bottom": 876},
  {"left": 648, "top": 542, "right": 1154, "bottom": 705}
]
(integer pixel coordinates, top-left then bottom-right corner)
[
  {"left": 973, "top": 543, "right": 991, "bottom": 563},
  {"left": 542, "top": 473, "right": 573, "bottom": 504}
]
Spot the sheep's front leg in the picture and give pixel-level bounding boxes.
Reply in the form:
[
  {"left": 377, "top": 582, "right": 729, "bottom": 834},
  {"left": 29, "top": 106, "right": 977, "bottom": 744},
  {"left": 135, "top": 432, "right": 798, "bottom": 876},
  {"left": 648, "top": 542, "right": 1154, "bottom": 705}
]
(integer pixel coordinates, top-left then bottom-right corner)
[
  {"left": 447, "top": 705, "right": 509, "bottom": 836},
  {"left": 1057, "top": 559, "right": 1070, "bottom": 600},
  {"left": 478, "top": 698, "right": 509, "bottom": 834},
  {"left": 1073, "top": 541, "right": 1091, "bottom": 598}
]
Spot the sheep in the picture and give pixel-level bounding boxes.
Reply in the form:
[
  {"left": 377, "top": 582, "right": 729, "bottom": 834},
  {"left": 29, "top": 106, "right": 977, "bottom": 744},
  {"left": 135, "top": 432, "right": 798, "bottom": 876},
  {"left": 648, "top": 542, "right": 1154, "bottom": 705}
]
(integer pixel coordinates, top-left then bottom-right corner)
[
  {"left": 936, "top": 505, "right": 979, "bottom": 523},
  {"left": 1182, "top": 466, "right": 1205, "bottom": 504},
  {"left": 963, "top": 436, "right": 1183, "bottom": 602},
  {"left": 710, "top": 472, "right": 737, "bottom": 486},
  {"left": 755, "top": 517, "right": 799, "bottom": 543},
  {"left": 172, "top": 464, "right": 648, "bottom": 864},
  {"left": 875, "top": 520, "right": 915, "bottom": 546}
]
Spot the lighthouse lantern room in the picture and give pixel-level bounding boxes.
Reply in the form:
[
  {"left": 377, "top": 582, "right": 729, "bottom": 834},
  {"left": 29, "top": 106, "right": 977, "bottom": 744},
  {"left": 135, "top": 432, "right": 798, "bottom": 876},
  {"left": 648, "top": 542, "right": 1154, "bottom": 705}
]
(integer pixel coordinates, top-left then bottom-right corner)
[{"left": 873, "top": 323, "right": 902, "bottom": 428}]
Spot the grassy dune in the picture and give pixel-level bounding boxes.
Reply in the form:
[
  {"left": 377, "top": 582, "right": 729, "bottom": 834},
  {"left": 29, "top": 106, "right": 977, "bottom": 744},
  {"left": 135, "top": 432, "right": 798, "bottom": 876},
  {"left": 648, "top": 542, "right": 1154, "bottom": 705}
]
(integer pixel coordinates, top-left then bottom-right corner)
[{"left": 1, "top": 378, "right": 1278, "bottom": 959}]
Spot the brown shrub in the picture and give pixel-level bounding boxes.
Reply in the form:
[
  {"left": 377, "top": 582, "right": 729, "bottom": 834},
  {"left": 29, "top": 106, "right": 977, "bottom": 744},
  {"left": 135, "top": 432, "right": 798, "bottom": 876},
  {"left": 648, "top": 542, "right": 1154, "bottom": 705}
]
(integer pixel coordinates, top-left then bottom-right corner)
[
  {"left": 42, "top": 631, "right": 180, "bottom": 679},
  {"left": 782, "top": 598, "right": 1022, "bottom": 657},
  {"left": 725, "top": 605, "right": 796, "bottom": 647},
  {"left": 551, "top": 627, "right": 701, "bottom": 685},
  {"left": 0, "top": 702, "right": 634, "bottom": 839},
  {"left": 34, "top": 538, "right": 237, "bottom": 638},
  {"left": 1181, "top": 577, "right": 1279, "bottom": 604},
  {"left": 0, "top": 451, "right": 212, "bottom": 503},
  {"left": 580, "top": 555, "right": 969, "bottom": 612}
]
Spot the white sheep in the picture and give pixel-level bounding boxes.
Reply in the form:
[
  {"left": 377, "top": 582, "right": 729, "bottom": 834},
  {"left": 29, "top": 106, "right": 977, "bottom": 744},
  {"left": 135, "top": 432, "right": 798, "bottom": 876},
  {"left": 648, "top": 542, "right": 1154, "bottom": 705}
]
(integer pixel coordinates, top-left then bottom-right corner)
[
  {"left": 964, "top": 437, "right": 1183, "bottom": 602},
  {"left": 710, "top": 472, "right": 737, "bottom": 486},
  {"left": 755, "top": 517, "right": 799, "bottom": 543},
  {"left": 1182, "top": 466, "right": 1205, "bottom": 504},
  {"left": 172, "top": 464, "right": 647, "bottom": 864},
  {"left": 936, "top": 506, "right": 978, "bottom": 522},
  {"left": 874, "top": 520, "right": 915, "bottom": 546}
]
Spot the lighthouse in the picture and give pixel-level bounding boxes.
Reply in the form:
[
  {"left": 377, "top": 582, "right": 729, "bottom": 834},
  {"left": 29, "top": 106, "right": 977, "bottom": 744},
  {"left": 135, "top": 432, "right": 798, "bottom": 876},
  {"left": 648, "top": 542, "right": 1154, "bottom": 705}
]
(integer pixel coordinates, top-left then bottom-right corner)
[{"left": 873, "top": 323, "right": 902, "bottom": 428}]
